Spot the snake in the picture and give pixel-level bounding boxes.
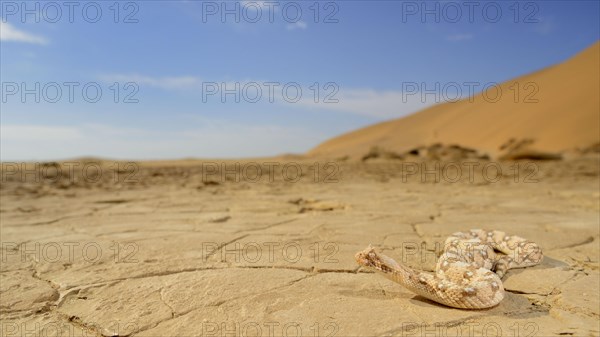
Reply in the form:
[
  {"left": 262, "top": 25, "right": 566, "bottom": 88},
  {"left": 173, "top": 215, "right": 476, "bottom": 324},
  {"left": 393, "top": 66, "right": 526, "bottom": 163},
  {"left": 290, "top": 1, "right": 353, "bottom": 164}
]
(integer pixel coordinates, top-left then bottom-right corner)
[{"left": 355, "top": 229, "right": 543, "bottom": 309}]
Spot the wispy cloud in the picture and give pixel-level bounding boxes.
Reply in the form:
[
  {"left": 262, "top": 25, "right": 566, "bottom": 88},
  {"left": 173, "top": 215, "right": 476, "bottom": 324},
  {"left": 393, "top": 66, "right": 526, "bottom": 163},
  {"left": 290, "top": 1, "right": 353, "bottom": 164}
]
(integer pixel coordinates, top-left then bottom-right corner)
[
  {"left": 286, "top": 21, "right": 307, "bottom": 30},
  {"left": 533, "top": 16, "right": 555, "bottom": 35},
  {"left": 296, "top": 89, "right": 436, "bottom": 119},
  {"left": 240, "top": 1, "right": 274, "bottom": 10},
  {"left": 99, "top": 74, "right": 201, "bottom": 90},
  {"left": 211, "top": 2, "right": 306, "bottom": 32},
  {"left": 1, "top": 125, "right": 82, "bottom": 141},
  {"left": 446, "top": 33, "right": 473, "bottom": 42},
  {"left": 100, "top": 73, "right": 437, "bottom": 118},
  {"left": 0, "top": 123, "right": 322, "bottom": 161},
  {"left": 0, "top": 22, "right": 49, "bottom": 45}
]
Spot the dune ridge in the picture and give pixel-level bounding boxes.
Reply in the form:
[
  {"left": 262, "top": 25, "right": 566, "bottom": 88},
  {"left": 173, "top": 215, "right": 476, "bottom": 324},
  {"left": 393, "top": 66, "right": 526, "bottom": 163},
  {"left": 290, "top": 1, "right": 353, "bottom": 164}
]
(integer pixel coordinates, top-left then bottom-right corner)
[{"left": 309, "top": 42, "right": 600, "bottom": 160}]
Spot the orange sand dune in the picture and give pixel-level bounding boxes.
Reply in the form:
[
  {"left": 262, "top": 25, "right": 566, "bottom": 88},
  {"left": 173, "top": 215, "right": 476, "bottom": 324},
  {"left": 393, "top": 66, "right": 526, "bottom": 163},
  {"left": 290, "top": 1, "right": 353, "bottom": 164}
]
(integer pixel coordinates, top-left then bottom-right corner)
[{"left": 309, "top": 42, "right": 600, "bottom": 160}]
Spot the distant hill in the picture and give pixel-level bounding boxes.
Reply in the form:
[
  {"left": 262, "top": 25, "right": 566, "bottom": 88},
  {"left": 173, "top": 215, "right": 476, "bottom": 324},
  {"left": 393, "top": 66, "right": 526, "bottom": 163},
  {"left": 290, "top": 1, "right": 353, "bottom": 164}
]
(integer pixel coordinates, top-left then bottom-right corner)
[{"left": 309, "top": 42, "right": 600, "bottom": 160}]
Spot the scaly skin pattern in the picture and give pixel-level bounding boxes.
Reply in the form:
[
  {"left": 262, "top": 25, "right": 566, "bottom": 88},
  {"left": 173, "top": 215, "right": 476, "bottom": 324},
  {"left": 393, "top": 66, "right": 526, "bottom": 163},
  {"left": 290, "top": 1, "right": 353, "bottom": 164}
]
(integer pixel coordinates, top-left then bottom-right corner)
[{"left": 355, "top": 229, "right": 543, "bottom": 309}]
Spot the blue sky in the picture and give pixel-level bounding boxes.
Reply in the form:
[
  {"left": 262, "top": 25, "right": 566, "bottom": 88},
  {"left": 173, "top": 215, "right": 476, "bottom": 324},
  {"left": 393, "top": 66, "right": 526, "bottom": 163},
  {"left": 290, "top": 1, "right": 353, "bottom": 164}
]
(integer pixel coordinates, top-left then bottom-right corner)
[{"left": 1, "top": 0, "right": 599, "bottom": 160}]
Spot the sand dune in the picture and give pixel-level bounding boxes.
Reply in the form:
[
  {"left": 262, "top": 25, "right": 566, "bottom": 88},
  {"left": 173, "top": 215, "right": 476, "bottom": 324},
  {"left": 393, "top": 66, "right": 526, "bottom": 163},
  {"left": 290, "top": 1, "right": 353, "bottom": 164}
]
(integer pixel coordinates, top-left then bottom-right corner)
[{"left": 309, "top": 42, "right": 600, "bottom": 160}]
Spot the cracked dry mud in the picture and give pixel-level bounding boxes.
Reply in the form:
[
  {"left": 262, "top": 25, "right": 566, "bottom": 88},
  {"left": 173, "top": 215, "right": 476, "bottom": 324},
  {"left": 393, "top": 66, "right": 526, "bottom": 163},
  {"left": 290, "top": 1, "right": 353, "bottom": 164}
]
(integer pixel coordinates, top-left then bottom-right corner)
[{"left": 1, "top": 158, "right": 599, "bottom": 336}]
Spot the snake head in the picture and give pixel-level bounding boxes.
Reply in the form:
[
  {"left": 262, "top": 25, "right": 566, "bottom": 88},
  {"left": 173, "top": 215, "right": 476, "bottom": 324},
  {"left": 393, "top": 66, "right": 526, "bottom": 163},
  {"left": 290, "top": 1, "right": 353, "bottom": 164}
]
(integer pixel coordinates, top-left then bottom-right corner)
[
  {"left": 355, "top": 245, "right": 376, "bottom": 267},
  {"left": 355, "top": 245, "right": 396, "bottom": 273}
]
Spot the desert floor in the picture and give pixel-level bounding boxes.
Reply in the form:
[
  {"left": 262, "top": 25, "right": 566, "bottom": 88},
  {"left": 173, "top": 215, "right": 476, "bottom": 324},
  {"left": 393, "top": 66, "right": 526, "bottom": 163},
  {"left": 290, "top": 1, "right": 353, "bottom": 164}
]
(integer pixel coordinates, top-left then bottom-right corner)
[{"left": 1, "top": 157, "right": 599, "bottom": 337}]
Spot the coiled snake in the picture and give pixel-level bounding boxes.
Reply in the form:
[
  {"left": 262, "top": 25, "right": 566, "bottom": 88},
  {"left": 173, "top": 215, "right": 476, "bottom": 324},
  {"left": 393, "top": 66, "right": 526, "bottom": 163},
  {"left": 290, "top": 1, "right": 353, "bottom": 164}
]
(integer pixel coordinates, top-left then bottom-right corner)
[{"left": 355, "top": 229, "right": 543, "bottom": 309}]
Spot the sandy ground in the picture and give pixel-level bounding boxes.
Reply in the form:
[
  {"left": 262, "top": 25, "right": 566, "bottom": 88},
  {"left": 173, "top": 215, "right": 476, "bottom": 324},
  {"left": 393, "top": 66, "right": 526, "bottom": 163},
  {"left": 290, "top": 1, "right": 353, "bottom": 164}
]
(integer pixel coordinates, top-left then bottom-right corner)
[{"left": 1, "top": 156, "right": 599, "bottom": 336}]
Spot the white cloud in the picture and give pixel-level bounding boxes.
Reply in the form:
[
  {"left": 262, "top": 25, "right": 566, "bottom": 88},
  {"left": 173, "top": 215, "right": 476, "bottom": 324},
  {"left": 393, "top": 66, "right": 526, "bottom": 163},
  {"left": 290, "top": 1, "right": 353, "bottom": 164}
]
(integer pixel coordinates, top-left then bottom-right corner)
[
  {"left": 533, "top": 16, "right": 554, "bottom": 35},
  {"left": 1, "top": 125, "right": 82, "bottom": 141},
  {"left": 446, "top": 33, "right": 473, "bottom": 42},
  {"left": 240, "top": 1, "right": 275, "bottom": 10},
  {"left": 0, "top": 123, "right": 323, "bottom": 161},
  {"left": 294, "top": 88, "right": 436, "bottom": 119},
  {"left": 286, "top": 21, "right": 307, "bottom": 30},
  {"left": 0, "top": 22, "right": 48, "bottom": 45},
  {"left": 99, "top": 74, "right": 201, "bottom": 90},
  {"left": 98, "top": 73, "right": 436, "bottom": 119},
  {"left": 232, "top": 2, "right": 310, "bottom": 32}
]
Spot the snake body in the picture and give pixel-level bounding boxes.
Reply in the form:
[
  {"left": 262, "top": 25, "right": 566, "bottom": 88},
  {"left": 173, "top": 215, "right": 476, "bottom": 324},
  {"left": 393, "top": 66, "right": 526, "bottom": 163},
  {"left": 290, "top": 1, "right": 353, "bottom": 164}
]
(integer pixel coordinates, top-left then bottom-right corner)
[{"left": 355, "top": 229, "right": 543, "bottom": 309}]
